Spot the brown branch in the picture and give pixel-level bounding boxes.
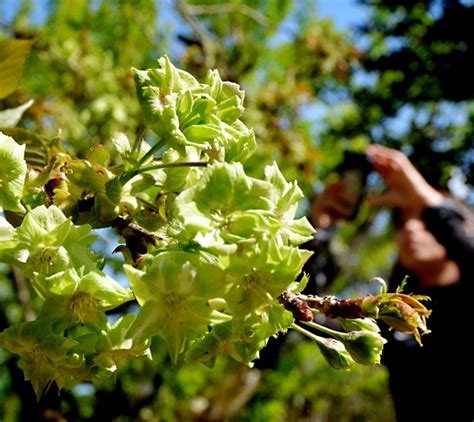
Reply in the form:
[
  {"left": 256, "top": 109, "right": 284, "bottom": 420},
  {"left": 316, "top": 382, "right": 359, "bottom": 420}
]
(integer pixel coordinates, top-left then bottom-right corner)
[
  {"left": 176, "top": 0, "right": 217, "bottom": 69},
  {"left": 279, "top": 290, "right": 314, "bottom": 321},
  {"left": 280, "top": 290, "right": 365, "bottom": 321},
  {"left": 299, "top": 294, "right": 366, "bottom": 319},
  {"left": 188, "top": 3, "right": 269, "bottom": 26}
]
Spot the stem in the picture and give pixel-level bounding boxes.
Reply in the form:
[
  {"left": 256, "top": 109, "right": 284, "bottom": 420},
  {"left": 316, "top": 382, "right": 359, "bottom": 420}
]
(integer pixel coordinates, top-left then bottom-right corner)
[
  {"left": 135, "top": 161, "right": 208, "bottom": 174},
  {"left": 138, "top": 138, "right": 167, "bottom": 165},
  {"left": 136, "top": 197, "right": 159, "bottom": 212},
  {"left": 131, "top": 125, "right": 146, "bottom": 156},
  {"left": 291, "top": 322, "right": 326, "bottom": 344},
  {"left": 301, "top": 320, "right": 347, "bottom": 341},
  {"left": 176, "top": 0, "right": 216, "bottom": 69},
  {"left": 109, "top": 163, "right": 124, "bottom": 173},
  {"left": 120, "top": 161, "right": 207, "bottom": 184}
]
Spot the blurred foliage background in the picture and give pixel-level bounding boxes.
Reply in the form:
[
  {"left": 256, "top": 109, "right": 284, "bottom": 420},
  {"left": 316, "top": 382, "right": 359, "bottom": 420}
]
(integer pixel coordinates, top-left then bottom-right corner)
[{"left": 0, "top": 0, "right": 472, "bottom": 420}]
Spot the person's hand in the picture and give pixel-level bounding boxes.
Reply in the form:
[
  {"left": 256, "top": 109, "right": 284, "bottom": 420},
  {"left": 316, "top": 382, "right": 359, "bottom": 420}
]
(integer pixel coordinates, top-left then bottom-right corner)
[
  {"left": 366, "top": 145, "right": 444, "bottom": 212},
  {"left": 310, "top": 180, "right": 357, "bottom": 229}
]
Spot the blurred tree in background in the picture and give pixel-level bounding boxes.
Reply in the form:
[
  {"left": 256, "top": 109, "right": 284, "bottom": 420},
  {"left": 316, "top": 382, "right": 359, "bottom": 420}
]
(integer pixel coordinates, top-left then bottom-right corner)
[
  {"left": 342, "top": 0, "right": 473, "bottom": 187},
  {"left": 0, "top": 0, "right": 471, "bottom": 420}
]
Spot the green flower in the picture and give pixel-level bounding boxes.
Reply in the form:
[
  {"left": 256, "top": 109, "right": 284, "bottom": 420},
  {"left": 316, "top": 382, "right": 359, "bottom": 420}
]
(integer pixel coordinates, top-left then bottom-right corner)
[
  {"left": 187, "top": 301, "right": 293, "bottom": 367},
  {"left": 223, "top": 238, "right": 311, "bottom": 315},
  {"left": 292, "top": 322, "right": 356, "bottom": 369},
  {"left": 38, "top": 268, "right": 133, "bottom": 328},
  {"left": 133, "top": 56, "right": 256, "bottom": 161},
  {"left": 8, "top": 205, "right": 97, "bottom": 281},
  {"left": 132, "top": 56, "right": 200, "bottom": 149},
  {"left": 0, "top": 132, "right": 27, "bottom": 212},
  {"left": 172, "top": 161, "right": 275, "bottom": 250},
  {"left": 171, "top": 162, "right": 312, "bottom": 315},
  {"left": 172, "top": 161, "right": 313, "bottom": 258},
  {"left": 339, "top": 317, "right": 380, "bottom": 333},
  {"left": 264, "top": 162, "right": 314, "bottom": 245},
  {"left": 302, "top": 320, "right": 387, "bottom": 365},
  {"left": 125, "top": 251, "right": 231, "bottom": 365},
  {"left": 0, "top": 319, "right": 89, "bottom": 399},
  {"left": 93, "top": 314, "right": 151, "bottom": 379},
  {"left": 204, "top": 69, "right": 245, "bottom": 124}
]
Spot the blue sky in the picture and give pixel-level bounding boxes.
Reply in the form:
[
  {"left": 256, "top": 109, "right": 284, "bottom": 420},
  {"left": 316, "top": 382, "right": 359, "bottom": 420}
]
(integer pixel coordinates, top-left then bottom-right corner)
[
  {"left": 0, "top": 0, "right": 366, "bottom": 30},
  {"left": 318, "top": 0, "right": 367, "bottom": 30}
]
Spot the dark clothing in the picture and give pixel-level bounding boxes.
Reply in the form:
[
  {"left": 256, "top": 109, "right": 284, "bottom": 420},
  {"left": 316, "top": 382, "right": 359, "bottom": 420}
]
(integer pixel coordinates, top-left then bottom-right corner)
[{"left": 382, "top": 203, "right": 474, "bottom": 422}]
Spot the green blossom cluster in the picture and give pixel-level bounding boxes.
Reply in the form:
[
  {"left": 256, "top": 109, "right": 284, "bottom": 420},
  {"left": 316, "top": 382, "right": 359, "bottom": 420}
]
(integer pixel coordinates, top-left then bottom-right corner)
[
  {"left": 0, "top": 57, "right": 315, "bottom": 396},
  {"left": 0, "top": 56, "right": 414, "bottom": 397},
  {"left": 122, "top": 57, "right": 315, "bottom": 365},
  {"left": 0, "top": 205, "right": 137, "bottom": 398}
]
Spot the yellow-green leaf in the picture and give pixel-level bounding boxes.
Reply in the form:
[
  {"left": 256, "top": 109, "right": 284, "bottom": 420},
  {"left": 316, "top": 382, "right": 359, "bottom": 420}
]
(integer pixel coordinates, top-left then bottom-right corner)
[
  {"left": 0, "top": 127, "right": 49, "bottom": 170},
  {"left": 0, "top": 39, "right": 34, "bottom": 99},
  {"left": 0, "top": 99, "right": 34, "bottom": 127}
]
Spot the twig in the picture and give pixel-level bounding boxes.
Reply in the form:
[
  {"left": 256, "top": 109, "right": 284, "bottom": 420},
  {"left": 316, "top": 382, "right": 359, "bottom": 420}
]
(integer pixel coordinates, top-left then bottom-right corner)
[
  {"left": 280, "top": 290, "right": 365, "bottom": 320},
  {"left": 176, "top": 0, "right": 217, "bottom": 69},
  {"left": 188, "top": 3, "right": 269, "bottom": 26}
]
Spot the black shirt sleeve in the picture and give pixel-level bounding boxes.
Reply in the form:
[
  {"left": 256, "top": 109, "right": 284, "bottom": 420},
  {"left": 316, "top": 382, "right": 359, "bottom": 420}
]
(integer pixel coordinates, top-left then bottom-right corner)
[{"left": 421, "top": 201, "right": 474, "bottom": 279}]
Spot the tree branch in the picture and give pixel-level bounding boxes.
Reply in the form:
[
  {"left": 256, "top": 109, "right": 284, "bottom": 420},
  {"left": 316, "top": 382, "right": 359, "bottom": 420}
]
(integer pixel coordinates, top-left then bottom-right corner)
[
  {"left": 176, "top": 0, "right": 217, "bottom": 69},
  {"left": 188, "top": 3, "right": 269, "bottom": 26}
]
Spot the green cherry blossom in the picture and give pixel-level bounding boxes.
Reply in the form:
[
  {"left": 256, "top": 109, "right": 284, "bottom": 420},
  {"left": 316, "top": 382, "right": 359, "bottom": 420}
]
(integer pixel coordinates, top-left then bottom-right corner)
[
  {"left": 125, "top": 251, "right": 231, "bottom": 365},
  {"left": 0, "top": 319, "right": 89, "bottom": 399}
]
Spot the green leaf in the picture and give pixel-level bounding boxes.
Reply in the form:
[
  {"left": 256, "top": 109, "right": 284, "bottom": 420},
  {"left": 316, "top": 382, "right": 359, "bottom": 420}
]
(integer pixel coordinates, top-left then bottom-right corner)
[
  {"left": 87, "top": 144, "right": 110, "bottom": 167},
  {"left": 0, "top": 39, "right": 33, "bottom": 99},
  {"left": 0, "top": 127, "right": 50, "bottom": 170},
  {"left": 0, "top": 131, "right": 27, "bottom": 212},
  {"left": 111, "top": 132, "right": 131, "bottom": 155},
  {"left": 67, "top": 160, "right": 109, "bottom": 195},
  {"left": 0, "top": 99, "right": 34, "bottom": 127},
  {"left": 0, "top": 214, "right": 18, "bottom": 252}
]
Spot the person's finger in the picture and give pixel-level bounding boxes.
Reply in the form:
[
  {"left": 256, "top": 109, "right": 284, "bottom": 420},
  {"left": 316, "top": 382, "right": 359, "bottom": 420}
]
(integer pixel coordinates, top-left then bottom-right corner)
[
  {"left": 366, "top": 144, "right": 401, "bottom": 161},
  {"left": 371, "top": 162, "right": 395, "bottom": 180}
]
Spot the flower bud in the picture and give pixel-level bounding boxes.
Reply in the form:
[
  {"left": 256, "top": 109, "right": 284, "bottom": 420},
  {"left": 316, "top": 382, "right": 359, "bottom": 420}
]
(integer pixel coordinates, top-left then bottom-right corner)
[
  {"left": 339, "top": 318, "right": 380, "bottom": 333},
  {"left": 340, "top": 330, "right": 386, "bottom": 365},
  {"left": 315, "top": 336, "right": 355, "bottom": 370}
]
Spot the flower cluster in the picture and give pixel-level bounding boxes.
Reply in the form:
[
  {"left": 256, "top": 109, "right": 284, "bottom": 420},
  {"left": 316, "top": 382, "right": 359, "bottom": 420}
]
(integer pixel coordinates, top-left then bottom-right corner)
[
  {"left": 0, "top": 57, "right": 430, "bottom": 396},
  {"left": 0, "top": 57, "right": 315, "bottom": 396}
]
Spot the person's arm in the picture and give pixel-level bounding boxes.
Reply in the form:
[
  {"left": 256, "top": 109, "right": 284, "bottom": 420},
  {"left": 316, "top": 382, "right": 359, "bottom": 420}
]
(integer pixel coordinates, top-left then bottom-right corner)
[
  {"left": 365, "top": 145, "right": 445, "bottom": 210},
  {"left": 366, "top": 144, "right": 473, "bottom": 273}
]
